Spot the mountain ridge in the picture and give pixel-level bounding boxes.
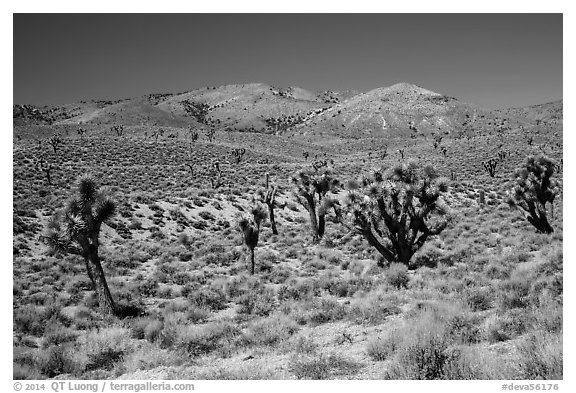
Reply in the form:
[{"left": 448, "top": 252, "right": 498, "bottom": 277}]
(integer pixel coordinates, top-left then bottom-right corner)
[{"left": 13, "top": 82, "right": 562, "bottom": 139}]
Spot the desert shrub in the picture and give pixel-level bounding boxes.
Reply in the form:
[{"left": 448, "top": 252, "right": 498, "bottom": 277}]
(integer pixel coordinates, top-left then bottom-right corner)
[
  {"left": 515, "top": 331, "right": 562, "bottom": 379},
  {"left": 178, "top": 233, "right": 191, "bottom": 247},
  {"left": 384, "top": 327, "right": 454, "bottom": 379},
  {"left": 444, "top": 310, "right": 483, "bottom": 345},
  {"left": 123, "top": 344, "right": 183, "bottom": 373},
  {"left": 237, "top": 285, "right": 276, "bottom": 316},
  {"left": 285, "top": 247, "right": 299, "bottom": 259},
  {"left": 244, "top": 313, "right": 299, "bottom": 346},
  {"left": 130, "top": 317, "right": 155, "bottom": 340},
  {"left": 266, "top": 265, "right": 293, "bottom": 284},
  {"left": 531, "top": 296, "right": 562, "bottom": 334},
  {"left": 290, "top": 334, "right": 319, "bottom": 354},
  {"left": 386, "top": 263, "right": 410, "bottom": 289},
  {"left": 277, "top": 278, "right": 321, "bottom": 302},
  {"left": 79, "top": 327, "right": 134, "bottom": 372},
  {"left": 411, "top": 245, "right": 443, "bottom": 268},
  {"left": 483, "top": 260, "right": 511, "bottom": 280},
  {"left": 484, "top": 310, "right": 530, "bottom": 343},
  {"left": 198, "top": 210, "right": 216, "bottom": 221},
  {"left": 497, "top": 271, "right": 532, "bottom": 311},
  {"left": 14, "top": 305, "right": 48, "bottom": 336},
  {"left": 66, "top": 276, "right": 93, "bottom": 295},
  {"left": 13, "top": 363, "right": 42, "bottom": 380},
  {"left": 176, "top": 320, "right": 241, "bottom": 358},
  {"left": 384, "top": 302, "right": 487, "bottom": 379},
  {"left": 529, "top": 249, "right": 562, "bottom": 305},
  {"left": 322, "top": 275, "right": 374, "bottom": 298},
  {"left": 347, "top": 292, "right": 402, "bottom": 325},
  {"left": 366, "top": 329, "right": 403, "bottom": 361},
  {"left": 41, "top": 326, "right": 78, "bottom": 348},
  {"left": 187, "top": 286, "right": 228, "bottom": 311},
  {"left": 291, "top": 298, "right": 346, "bottom": 325},
  {"left": 34, "top": 345, "right": 81, "bottom": 377},
  {"left": 465, "top": 286, "right": 494, "bottom": 311},
  {"left": 212, "top": 248, "right": 243, "bottom": 267},
  {"left": 135, "top": 279, "right": 159, "bottom": 298},
  {"left": 144, "top": 319, "right": 164, "bottom": 343},
  {"left": 289, "top": 352, "right": 362, "bottom": 379},
  {"left": 186, "top": 364, "right": 279, "bottom": 380}
]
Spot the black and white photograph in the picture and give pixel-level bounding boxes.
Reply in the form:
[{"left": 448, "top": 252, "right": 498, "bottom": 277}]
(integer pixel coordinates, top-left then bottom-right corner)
[{"left": 9, "top": 7, "right": 568, "bottom": 387}]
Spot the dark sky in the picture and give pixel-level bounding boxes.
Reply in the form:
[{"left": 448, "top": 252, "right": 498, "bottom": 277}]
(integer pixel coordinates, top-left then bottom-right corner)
[{"left": 13, "top": 14, "right": 562, "bottom": 109}]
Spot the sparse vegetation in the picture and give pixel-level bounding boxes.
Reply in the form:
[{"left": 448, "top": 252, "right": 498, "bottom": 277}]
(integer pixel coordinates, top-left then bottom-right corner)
[{"left": 13, "top": 81, "right": 563, "bottom": 380}]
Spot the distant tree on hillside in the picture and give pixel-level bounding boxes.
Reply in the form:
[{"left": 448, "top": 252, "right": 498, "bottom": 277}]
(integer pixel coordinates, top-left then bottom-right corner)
[
  {"left": 507, "top": 155, "right": 560, "bottom": 234},
  {"left": 340, "top": 161, "right": 450, "bottom": 267},
  {"left": 47, "top": 134, "right": 62, "bottom": 154}
]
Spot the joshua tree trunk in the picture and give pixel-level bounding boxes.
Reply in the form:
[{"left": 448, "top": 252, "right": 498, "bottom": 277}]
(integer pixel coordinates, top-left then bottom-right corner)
[
  {"left": 361, "top": 227, "right": 393, "bottom": 265},
  {"left": 268, "top": 205, "right": 278, "bottom": 235},
  {"left": 528, "top": 215, "right": 553, "bottom": 234},
  {"left": 85, "top": 248, "right": 116, "bottom": 315},
  {"left": 317, "top": 213, "right": 326, "bottom": 240},
  {"left": 397, "top": 247, "right": 415, "bottom": 267},
  {"left": 249, "top": 248, "right": 255, "bottom": 275}
]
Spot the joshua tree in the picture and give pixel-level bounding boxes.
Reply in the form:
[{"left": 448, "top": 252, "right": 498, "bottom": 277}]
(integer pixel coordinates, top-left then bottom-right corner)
[
  {"left": 303, "top": 152, "right": 310, "bottom": 161},
  {"left": 42, "top": 176, "right": 117, "bottom": 314},
  {"left": 398, "top": 148, "right": 405, "bottom": 160},
  {"left": 210, "top": 161, "right": 223, "bottom": 189},
  {"left": 238, "top": 204, "right": 267, "bottom": 274},
  {"left": 507, "top": 155, "right": 560, "bottom": 234},
  {"left": 77, "top": 128, "right": 87, "bottom": 139},
  {"left": 440, "top": 146, "right": 448, "bottom": 157},
  {"left": 292, "top": 166, "right": 340, "bottom": 242},
  {"left": 232, "top": 148, "right": 246, "bottom": 164},
  {"left": 340, "top": 161, "right": 450, "bottom": 267},
  {"left": 184, "top": 161, "right": 195, "bottom": 176},
  {"left": 111, "top": 124, "right": 124, "bottom": 137},
  {"left": 152, "top": 128, "right": 164, "bottom": 143},
  {"left": 36, "top": 157, "right": 54, "bottom": 185},
  {"left": 257, "top": 173, "right": 283, "bottom": 235},
  {"left": 482, "top": 159, "right": 498, "bottom": 177},
  {"left": 312, "top": 160, "right": 328, "bottom": 171},
  {"left": 188, "top": 127, "right": 199, "bottom": 143},
  {"left": 205, "top": 128, "right": 216, "bottom": 143},
  {"left": 47, "top": 134, "right": 62, "bottom": 154},
  {"left": 380, "top": 145, "right": 389, "bottom": 160}
]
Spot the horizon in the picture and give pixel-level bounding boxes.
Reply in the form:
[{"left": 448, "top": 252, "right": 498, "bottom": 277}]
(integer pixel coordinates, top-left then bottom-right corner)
[
  {"left": 14, "top": 14, "right": 562, "bottom": 109},
  {"left": 12, "top": 80, "right": 564, "bottom": 111}
]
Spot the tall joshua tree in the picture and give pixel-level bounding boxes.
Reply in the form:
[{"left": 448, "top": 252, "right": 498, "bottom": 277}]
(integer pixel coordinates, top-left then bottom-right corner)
[
  {"left": 341, "top": 161, "right": 450, "bottom": 267},
  {"left": 238, "top": 204, "right": 267, "bottom": 274},
  {"left": 257, "top": 173, "right": 283, "bottom": 235},
  {"left": 507, "top": 155, "right": 560, "bottom": 234},
  {"left": 292, "top": 166, "right": 340, "bottom": 242},
  {"left": 43, "top": 176, "right": 117, "bottom": 314}
]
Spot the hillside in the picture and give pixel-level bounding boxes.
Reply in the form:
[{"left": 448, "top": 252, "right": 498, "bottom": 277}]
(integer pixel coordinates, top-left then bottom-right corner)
[
  {"left": 286, "top": 83, "right": 539, "bottom": 140},
  {"left": 14, "top": 83, "right": 354, "bottom": 135},
  {"left": 494, "top": 100, "right": 563, "bottom": 127}
]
